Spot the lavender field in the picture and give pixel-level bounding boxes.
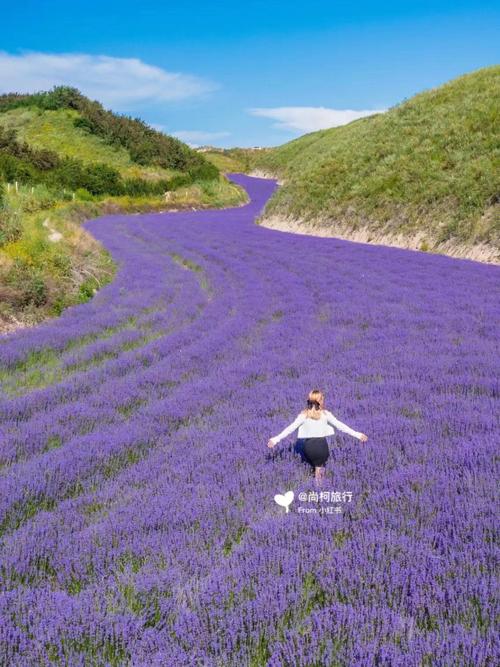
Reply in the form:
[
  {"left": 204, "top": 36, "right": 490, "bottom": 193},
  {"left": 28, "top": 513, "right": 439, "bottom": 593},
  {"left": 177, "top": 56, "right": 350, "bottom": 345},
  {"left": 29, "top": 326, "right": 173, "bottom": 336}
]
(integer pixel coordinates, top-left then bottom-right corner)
[{"left": 0, "top": 174, "right": 498, "bottom": 666}]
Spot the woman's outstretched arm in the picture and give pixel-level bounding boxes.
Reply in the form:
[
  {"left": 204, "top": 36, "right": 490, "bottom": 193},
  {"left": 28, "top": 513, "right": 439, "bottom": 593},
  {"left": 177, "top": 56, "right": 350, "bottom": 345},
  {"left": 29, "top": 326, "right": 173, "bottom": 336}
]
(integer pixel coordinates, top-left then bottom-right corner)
[
  {"left": 268, "top": 413, "right": 306, "bottom": 448},
  {"left": 325, "top": 410, "right": 367, "bottom": 441}
]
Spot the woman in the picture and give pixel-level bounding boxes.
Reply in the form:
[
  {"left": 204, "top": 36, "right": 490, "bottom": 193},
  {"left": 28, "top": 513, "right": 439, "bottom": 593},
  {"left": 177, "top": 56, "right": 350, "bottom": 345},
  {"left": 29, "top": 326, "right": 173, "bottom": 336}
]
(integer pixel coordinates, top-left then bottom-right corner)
[{"left": 267, "top": 389, "right": 368, "bottom": 486}]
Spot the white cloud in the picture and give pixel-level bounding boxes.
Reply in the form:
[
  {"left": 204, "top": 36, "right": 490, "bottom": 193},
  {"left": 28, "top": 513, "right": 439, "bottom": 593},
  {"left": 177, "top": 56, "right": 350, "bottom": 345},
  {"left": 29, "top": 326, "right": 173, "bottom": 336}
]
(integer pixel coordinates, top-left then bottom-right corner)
[
  {"left": 249, "top": 106, "right": 386, "bottom": 133},
  {"left": 171, "top": 130, "right": 231, "bottom": 145},
  {"left": 130, "top": 126, "right": 230, "bottom": 148},
  {"left": 0, "top": 51, "right": 217, "bottom": 108}
]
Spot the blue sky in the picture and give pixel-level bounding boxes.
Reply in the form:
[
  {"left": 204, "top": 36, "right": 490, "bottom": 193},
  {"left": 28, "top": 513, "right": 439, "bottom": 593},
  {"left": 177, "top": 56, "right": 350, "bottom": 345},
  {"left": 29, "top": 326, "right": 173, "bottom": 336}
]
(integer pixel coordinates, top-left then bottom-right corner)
[{"left": 1, "top": 1, "right": 498, "bottom": 147}]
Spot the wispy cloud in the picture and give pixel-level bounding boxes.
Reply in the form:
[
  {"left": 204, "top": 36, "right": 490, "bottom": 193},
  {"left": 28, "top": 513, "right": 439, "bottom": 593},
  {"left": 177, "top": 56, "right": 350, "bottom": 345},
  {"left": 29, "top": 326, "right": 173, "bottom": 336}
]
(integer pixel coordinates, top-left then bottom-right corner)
[
  {"left": 171, "top": 130, "right": 231, "bottom": 147},
  {"left": 249, "top": 106, "right": 386, "bottom": 133},
  {"left": 137, "top": 126, "right": 230, "bottom": 147},
  {"left": 0, "top": 51, "right": 218, "bottom": 109}
]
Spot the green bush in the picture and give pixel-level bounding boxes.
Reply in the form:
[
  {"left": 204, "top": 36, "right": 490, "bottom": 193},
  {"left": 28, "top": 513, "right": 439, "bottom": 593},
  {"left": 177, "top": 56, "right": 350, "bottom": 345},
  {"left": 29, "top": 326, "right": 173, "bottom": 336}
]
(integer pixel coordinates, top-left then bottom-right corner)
[
  {"left": 188, "top": 162, "right": 219, "bottom": 181},
  {"left": 6, "top": 258, "right": 47, "bottom": 307},
  {"left": 122, "top": 177, "right": 169, "bottom": 197},
  {"left": 0, "top": 208, "right": 23, "bottom": 246},
  {"left": 0, "top": 181, "right": 23, "bottom": 246},
  {"left": 47, "top": 158, "right": 124, "bottom": 196},
  {"left": 82, "top": 163, "right": 124, "bottom": 195},
  {"left": 72, "top": 116, "right": 94, "bottom": 133},
  {"left": 0, "top": 126, "right": 60, "bottom": 171},
  {"left": 49, "top": 250, "right": 72, "bottom": 277},
  {"left": 75, "top": 188, "right": 93, "bottom": 201},
  {"left": 50, "top": 294, "right": 68, "bottom": 316},
  {"left": 167, "top": 174, "right": 193, "bottom": 190},
  {"left": 78, "top": 277, "right": 98, "bottom": 302},
  {"left": 0, "top": 152, "right": 36, "bottom": 182}
]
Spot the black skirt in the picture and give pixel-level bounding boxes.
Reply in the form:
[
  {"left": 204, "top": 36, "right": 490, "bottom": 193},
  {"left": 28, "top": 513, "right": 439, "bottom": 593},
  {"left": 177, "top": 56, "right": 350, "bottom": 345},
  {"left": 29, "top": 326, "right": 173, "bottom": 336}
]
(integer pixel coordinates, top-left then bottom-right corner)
[{"left": 302, "top": 437, "right": 330, "bottom": 467}]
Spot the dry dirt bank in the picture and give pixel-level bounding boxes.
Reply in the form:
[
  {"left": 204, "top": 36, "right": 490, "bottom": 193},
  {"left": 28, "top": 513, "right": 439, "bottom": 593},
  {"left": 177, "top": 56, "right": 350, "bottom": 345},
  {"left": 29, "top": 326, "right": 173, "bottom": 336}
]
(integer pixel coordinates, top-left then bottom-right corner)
[{"left": 256, "top": 213, "right": 500, "bottom": 266}]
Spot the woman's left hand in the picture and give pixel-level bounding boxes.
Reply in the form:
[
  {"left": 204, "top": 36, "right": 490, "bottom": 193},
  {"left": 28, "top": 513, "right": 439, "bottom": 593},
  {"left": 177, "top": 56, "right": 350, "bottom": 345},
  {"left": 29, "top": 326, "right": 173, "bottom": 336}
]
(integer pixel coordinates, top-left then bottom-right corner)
[{"left": 267, "top": 438, "right": 276, "bottom": 448}]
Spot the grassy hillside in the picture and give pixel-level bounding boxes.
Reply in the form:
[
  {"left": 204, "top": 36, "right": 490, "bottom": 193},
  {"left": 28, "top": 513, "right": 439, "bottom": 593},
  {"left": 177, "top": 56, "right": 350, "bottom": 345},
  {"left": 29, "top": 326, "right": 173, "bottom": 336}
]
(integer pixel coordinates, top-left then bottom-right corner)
[
  {"left": 0, "top": 86, "right": 247, "bottom": 333},
  {"left": 202, "top": 147, "right": 272, "bottom": 173},
  {"left": 254, "top": 65, "right": 500, "bottom": 259},
  {"left": 0, "top": 86, "right": 231, "bottom": 196},
  {"left": 0, "top": 107, "right": 172, "bottom": 180}
]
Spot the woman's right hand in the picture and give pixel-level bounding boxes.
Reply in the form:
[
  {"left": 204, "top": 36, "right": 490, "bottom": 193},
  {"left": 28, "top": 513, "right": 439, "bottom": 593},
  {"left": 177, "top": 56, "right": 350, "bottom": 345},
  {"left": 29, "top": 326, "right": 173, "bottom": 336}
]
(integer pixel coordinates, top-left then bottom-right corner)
[{"left": 359, "top": 433, "right": 368, "bottom": 442}]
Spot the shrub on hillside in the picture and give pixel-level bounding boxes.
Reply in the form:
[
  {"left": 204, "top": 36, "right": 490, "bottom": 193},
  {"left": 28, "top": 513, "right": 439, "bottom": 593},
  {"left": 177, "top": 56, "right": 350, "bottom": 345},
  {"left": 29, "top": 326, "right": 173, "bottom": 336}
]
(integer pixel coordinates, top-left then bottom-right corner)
[
  {"left": 0, "top": 126, "right": 60, "bottom": 170},
  {"left": 167, "top": 174, "right": 193, "bottom": 190},
  {"left": 122, "top": 177, "right": 170, "bottom": 197},
  {"left": 188, "top": 162, "right": 219, "bottom": 182},
  {"left": 0, "top": 152, "right": 37, "bottom": 183},
  {"left": 72, "top": 116, "right": 94, "bottom": 133},
  {"left": 0, "top": 121, "right": 215, "bottom": 199},
  {"left": 0, "top": 211, "right": 22, "bottom": 246},
  {"left": 6, "top": 258, "right": 47, "bottom": 307},
  {"left": 45, "top": 158, "right": 124, "bottom": 196},
  {"left": 0, "top": 86, "right": 220, "bottom": 177},
  {"left": 81, "top": 163, "right": 125, "bottom": 196},
  {"left": 75, "top": 188, "right": 94, "bottom": 201},
  {"left": 0, "top": 202, "right": 23, "bottom": 246}
]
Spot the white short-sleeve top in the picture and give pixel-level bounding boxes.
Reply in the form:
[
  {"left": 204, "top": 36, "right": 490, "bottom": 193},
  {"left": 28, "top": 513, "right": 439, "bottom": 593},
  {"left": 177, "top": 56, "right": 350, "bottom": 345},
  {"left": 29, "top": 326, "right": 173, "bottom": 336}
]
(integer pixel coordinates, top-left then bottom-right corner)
[{"left": 270, "top": 409, "right": 362, "bottom": 445}]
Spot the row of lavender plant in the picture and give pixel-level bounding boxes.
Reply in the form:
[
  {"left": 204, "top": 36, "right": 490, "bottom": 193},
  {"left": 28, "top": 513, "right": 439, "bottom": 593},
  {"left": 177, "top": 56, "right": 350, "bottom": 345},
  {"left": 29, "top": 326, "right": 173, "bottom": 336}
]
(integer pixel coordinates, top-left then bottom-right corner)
[{"left": 0, "top": 174, "right": 498, "bottom": 665}]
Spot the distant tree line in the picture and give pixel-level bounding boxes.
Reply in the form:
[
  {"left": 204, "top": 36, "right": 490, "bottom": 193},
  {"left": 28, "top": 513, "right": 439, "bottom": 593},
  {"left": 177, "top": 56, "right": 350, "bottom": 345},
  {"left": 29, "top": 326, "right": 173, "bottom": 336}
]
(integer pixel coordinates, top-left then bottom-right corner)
[{"left": 0, "top": 86, "right": 219, "bottom": 181}]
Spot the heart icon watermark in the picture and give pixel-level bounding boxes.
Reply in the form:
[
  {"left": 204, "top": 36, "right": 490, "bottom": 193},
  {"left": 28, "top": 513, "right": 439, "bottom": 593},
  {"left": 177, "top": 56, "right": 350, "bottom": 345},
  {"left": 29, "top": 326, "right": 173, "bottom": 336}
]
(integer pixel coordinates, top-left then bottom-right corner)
[{"left": 274, "top": 490, "right": 294, "bottom": 513}]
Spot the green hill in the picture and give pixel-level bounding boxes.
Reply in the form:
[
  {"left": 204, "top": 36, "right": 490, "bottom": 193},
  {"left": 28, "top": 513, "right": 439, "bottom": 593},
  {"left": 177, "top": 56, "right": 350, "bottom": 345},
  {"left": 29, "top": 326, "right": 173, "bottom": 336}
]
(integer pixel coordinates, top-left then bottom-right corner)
[
  {"left": 0, "top": 107, "right": 169, "bottom": 181},
  {"left": 0, "top": 86, "right": 246, "bottom": 333},
  {"left": 0, "top": 85, "right": 226, "bottom": 196},
  {"left": 201, "top": 147, "right": 272, "bottom": 173},
  {"left": 254, "top": 66, "right": 500, "bottom": 262}
]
